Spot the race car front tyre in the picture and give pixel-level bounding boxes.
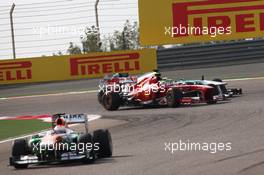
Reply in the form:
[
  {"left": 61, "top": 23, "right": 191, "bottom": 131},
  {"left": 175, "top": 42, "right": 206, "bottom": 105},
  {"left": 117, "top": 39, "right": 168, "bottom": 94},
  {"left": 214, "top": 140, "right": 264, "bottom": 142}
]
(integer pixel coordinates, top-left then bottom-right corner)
[
  {"left": 11, "top": 139, "right": 30, "bottom": 169},
  {"left": 166, "top": 88, "right": 182, "bottom": 108},
  {"left": 102, "top": 92, "right": 121, "bottom": 111},
  {"left": 93, "top": 129, "right": 113, "bottom": 158},
  {"left": 79, "top": 134, "right": 95, "bottom": 163}
]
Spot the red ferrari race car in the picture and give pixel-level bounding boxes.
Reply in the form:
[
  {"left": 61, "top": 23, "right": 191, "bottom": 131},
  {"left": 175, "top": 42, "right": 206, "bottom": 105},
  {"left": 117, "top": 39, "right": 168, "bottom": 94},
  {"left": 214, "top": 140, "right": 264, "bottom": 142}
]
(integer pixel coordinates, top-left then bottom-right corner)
[{"left": 97, "top": 71, "right": 219, "bottom": 111}]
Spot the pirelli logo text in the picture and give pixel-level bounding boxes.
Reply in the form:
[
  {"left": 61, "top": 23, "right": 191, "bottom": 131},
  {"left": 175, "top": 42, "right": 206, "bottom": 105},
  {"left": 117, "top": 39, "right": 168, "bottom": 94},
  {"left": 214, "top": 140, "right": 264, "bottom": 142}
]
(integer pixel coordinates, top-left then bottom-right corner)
[
  {"left": 70, "top": 53, "right": 140, "bottom": 76},
  {"left": 0, "top": 61, "right": 32, "bottom": 81},
  {"left": 172, "top": 0, "right": 264, "bottom": 37}
]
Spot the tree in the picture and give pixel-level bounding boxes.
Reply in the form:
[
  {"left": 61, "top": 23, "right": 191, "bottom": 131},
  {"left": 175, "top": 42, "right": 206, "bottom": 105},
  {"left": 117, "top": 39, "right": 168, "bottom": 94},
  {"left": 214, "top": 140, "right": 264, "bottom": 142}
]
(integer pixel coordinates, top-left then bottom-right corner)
[
  {"left": 66, "top": 21, "right": 140, "bottom": 54},
  {"left": 108, "top": 20, "right": 140, "bottom": 51},
  {"left": 81, "top": 26, "right": 102, "bottom": 53},
  {"left": 67, "top": 42, "right": 82, "bottom": 55}
]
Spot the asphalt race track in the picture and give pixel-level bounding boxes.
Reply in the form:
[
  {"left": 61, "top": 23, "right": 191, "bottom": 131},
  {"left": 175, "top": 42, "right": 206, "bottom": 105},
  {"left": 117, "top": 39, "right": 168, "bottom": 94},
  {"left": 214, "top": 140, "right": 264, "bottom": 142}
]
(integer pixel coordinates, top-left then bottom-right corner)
[{"left": 0, "top": 63, "right": 264, "bottom": 175}]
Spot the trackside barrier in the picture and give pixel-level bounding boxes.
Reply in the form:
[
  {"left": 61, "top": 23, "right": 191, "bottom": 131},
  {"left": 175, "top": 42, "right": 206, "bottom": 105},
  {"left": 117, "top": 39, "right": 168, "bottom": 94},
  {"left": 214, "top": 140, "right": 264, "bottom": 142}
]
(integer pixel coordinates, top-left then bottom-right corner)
[
  {"left": 0, "top": 49, "right": 157, "bottom": 85},
  {"left": 157, "top": 39, "right": 264, "bottom": 70},
  {"left": 139, "top": 0, "right": 264, "bottom": 46}
]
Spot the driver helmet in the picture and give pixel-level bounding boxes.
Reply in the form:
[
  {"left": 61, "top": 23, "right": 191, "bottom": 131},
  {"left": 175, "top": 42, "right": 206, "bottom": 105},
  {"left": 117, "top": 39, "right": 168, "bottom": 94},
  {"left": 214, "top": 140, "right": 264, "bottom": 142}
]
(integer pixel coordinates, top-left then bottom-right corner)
[
  {"left": 54, "top": 118, "right": 67, "bottom": 133},
  {"left": 154, "top": 72, "right": 161, "bottom": 81},
  {"left": 55, "top": 118, "right": 66, "bottom": 126}
]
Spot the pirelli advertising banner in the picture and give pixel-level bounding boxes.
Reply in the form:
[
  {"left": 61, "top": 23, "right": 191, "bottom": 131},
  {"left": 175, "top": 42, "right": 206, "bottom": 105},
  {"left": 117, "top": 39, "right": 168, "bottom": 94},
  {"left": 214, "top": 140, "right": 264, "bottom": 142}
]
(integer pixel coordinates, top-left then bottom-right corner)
[
  {"left": 139, "top": 0, "right": 264, "bottom": 45},
  {"left": 0, "top": 49, "right": 157, "bottom": 84}
]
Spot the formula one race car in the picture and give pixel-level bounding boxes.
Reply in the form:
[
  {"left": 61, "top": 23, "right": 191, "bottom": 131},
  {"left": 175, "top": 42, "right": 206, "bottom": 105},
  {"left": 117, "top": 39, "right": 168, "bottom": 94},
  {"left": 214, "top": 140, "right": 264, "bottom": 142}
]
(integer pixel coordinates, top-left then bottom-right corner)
[
  {"left": 98, "top": 71, "right": 218, "bottom": 111},
  {"left": 177, "top": 78, "right": 242, "bottom": 100},
  {"left": 9, "top": 113, "right": 112, "bottom": 169}
]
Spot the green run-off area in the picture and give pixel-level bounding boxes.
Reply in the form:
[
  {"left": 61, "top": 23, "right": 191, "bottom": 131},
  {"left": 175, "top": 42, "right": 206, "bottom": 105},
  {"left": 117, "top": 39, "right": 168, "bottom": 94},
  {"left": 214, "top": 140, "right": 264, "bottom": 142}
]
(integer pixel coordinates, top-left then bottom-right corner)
[{"left": 0, "top": 120, "right": 50, "bottom": 141}]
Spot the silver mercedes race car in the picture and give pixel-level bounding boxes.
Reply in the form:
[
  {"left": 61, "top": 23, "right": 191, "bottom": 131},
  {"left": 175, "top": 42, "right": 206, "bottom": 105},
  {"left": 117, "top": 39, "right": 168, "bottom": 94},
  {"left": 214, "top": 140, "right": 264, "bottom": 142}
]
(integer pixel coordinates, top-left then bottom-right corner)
[{"left": 176, "top": 78, "right": 242, "bottom": 100}]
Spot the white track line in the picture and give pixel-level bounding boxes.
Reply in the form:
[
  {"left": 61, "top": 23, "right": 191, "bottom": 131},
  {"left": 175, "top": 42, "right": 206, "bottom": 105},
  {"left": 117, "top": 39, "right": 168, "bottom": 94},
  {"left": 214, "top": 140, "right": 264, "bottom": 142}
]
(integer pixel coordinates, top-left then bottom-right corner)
[
  {"left": 0, "top": 114, "right": 101, "bottom": 144},
  {"left": 0, "top": 90, "right": 98, "bottom": 100},
  {"left": 224, "top": 76, "right": 264, "bottom": 81}
]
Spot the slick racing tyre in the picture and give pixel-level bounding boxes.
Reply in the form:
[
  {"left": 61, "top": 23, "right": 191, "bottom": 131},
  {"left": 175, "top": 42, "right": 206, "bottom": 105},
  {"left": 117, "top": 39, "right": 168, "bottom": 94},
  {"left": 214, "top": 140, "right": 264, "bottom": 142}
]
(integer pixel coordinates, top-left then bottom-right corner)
[
  {"left": 12, "top": 139, "right": 30, "bottom": 169},
  {"left": 79, "top": 133, "right": 95, "bottom": 163},
  {"left": 102, "top": 92, "right": 121, "bottom": 111},
  {"left": 93, "top": 129, "right": 113, "bottom": 158},
  {"left": 166, "top": 88, "right": 183, "bottom": 108}
]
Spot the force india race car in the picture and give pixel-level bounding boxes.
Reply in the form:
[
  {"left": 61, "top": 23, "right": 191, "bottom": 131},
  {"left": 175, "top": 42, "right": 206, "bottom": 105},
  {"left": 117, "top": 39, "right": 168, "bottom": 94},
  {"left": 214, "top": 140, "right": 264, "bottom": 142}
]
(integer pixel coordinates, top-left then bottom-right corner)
[
  {"left": 177, "top": 78, "right": 242, "bottom": 100},
  {"left": 9, "top": 113, "right": 112, "bottom": 169},
  {"left": 98, "top": 71, "right": 219, "bottom": 111}
]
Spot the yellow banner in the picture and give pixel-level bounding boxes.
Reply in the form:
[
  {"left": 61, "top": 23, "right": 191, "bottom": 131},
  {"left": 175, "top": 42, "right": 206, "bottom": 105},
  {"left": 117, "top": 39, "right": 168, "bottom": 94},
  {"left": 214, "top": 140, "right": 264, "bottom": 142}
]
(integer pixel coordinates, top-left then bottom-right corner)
[
  {"left": 0, "top": 49, "right": 157, "bottom": 84},
  {"left": 139, "top": 0, "right": 264, "bottom": 45}
]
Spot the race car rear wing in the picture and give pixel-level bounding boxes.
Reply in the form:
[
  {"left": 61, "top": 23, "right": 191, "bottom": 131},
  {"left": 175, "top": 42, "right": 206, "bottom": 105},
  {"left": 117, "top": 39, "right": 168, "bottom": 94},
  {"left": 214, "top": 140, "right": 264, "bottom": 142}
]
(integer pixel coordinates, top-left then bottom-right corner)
[{"left": 51, "top": 113, "right": 89, "bottom": 133}]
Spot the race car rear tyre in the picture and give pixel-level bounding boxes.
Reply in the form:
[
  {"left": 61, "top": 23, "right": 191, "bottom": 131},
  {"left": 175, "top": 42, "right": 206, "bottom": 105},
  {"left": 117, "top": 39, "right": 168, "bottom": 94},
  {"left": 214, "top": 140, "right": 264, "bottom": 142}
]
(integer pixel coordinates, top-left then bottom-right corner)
[
  {"left": 166, "top": 88, "right": 182, "bottom": 108},
  {"left": 93, "top": 129, "right": 113, "bottom": 158},
  {"left": 102, "top": 92, "right": 121, "bottom": 111},
  {"left": 212, "top": 78, "right": 223, "bottom": 82},
  {"left": 11, "top": 139, "right": 29, "bottom": 169},
  {"left": 79, "top": 134, "right": 95, "bottom": 164},
  {"left": 97, "top": 91, "right": 104, "bottom": 104}
]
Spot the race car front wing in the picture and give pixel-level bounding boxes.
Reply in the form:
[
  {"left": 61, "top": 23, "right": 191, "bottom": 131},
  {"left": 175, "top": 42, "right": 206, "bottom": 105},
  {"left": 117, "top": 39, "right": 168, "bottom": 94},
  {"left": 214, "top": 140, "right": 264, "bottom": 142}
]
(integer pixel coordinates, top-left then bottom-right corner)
[{"left": 10, "top": 152, "right": 93, "bottom": 166}]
